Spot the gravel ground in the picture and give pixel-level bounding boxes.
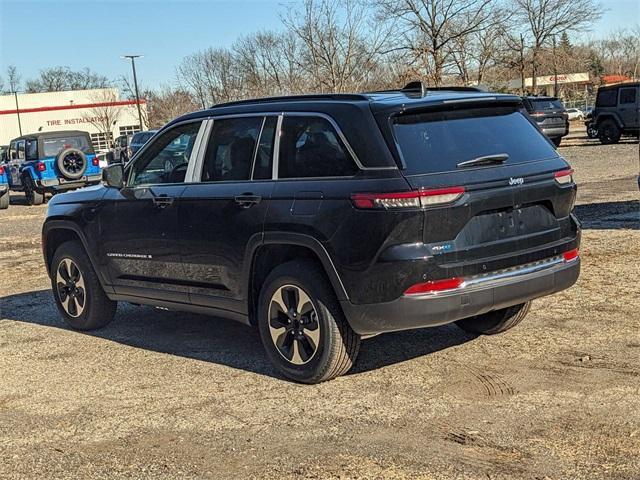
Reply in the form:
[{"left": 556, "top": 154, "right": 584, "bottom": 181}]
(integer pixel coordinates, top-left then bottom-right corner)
[{"left": 0, "top": 133, "right": 638, "bottom": 479}]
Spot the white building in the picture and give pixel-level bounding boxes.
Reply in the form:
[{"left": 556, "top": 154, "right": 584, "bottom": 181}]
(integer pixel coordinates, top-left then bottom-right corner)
[{"left": 0, "top": 88, "right": 146, "bottom": 150}]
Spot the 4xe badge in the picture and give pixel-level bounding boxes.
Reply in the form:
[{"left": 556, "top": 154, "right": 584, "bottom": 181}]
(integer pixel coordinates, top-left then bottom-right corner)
[{"left": 509, "top": 177, "right": 524, "bottom": 186}]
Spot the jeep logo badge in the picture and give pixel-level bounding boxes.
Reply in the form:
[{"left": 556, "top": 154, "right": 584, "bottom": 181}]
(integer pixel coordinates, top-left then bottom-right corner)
[{"left": 509, "top": 177, "right": 524, "bottom": 186}]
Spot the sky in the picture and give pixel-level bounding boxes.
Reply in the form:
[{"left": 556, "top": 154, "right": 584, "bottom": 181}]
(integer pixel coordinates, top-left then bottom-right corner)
[{"left": 1, "top": 0, "right": 638, "bottom": 90}]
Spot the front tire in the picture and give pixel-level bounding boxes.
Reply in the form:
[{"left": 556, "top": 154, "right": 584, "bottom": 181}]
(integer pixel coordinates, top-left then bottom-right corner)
[
  {"left": 0, "top": 192, "right": 8, "bottom": 210},
  {"left": 257, "top": 261, "right": 360, "bottom": 383},
  {"left": 51, "top": 241, "right": 117, "bottom": 330},
  {"left": 455, "top": 301, "right": 531, "bottom": 335}
]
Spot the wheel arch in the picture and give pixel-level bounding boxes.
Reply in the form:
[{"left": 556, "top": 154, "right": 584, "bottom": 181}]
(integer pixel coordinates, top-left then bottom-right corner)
[
  {"left": 595, "top": 113, "right": 623, "bottom": 128},
  {"left": 246, "top": 232, "right": 349, "bottom": 326}
]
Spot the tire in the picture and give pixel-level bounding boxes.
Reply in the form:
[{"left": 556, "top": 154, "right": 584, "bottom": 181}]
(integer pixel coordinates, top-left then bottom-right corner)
[
  {"left": 598, "top": 119, "right": 621, "bottom": 144},
  {"left": 551, "top": 137, "right": 562, "bottom": 147},
  {"left": 455, "top": 301, "right": 531, "bottom": 335},
  {"left": 0, "top": 192, "right": 8, "bottom": 210},
  {"left": 586, "top": 124, "right": 598, "bottom": 139},
  {"left": 56, "top": 148, "right": 87, "bottom": 180},
  {"left": 51, "top": 240, "right": 117, "bottom": 330},
  {"left": 257, "top": 260, "right": 361, "bottom": 383},
  {"left": 24, "top": 178, "right": 44, "bottom": 206}
]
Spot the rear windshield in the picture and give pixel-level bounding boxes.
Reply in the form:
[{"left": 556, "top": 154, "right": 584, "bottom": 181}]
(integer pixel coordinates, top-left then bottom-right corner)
[
  {"left": 131, "top": 132, "right": 155, "bottom": 144},
  {"left": 393, "top": 106, "right": 558, "bottom": 175},
  {"left": 530, "top": 98, "right": 564, "bottom": 110},
  {"left": 42, "top": 136, "right": 93, "bottom": 157}
]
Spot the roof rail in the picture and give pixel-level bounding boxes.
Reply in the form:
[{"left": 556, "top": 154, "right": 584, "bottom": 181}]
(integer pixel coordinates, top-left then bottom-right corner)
[
  {"left": 209, "top": 93, "right": 370, "bottom": 109},
  {"left": 367, "top": 81, "right": 485, "bottom": 97}
]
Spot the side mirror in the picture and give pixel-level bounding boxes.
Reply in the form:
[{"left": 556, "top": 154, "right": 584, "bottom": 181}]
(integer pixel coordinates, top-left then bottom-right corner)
[{"left": 102, "top": 163, "right": 124, "bottom": 188}]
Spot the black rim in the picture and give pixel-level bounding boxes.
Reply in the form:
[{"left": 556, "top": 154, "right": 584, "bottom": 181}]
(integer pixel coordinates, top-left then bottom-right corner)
[
  {"left": 56, "top": 258, "right": 86, "bottom": 318},
  {"left": 268, "top": 285, "right": 320, "bottom": 365},
  {"left": 62, "top": 152, "right": 85, "bottom": 175}
]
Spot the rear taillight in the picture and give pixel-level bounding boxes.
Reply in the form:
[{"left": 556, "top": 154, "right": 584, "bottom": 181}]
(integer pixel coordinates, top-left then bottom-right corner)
[
  {"left": 36, "top": 162, "right": 46, "bottom": 172},
  {"left": 530, "top": 112, "right": 545, "bottom": 117},
  {"left": 563, "top": 248, "right": 579, "bottom": 262},
  {"left": 554, "top": 169, "right": 574, "bottom": 185},
  {"left": 92, "top": 157, "right": 99, "bottom": 166},
  {"left": 0, "top": 166, "right": 4, "bottom": 175},
  {"left": 404, "top": 277, "right": 464, "bottom": 295},
  {"left": 351, "top": 187, "right": 465, "bottom": 210}
]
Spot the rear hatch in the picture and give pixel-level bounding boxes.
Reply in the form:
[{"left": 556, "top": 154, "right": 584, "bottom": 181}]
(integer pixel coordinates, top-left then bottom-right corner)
[
  {"left": 386, "top": 100, "right": 578, "bottom": 278},
  {"left": 527, "top": 97, "right": 567, "bottom": 128}
]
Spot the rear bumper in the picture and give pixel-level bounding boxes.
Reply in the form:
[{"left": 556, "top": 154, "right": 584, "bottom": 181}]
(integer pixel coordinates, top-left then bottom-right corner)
[
  {"left": 541, "top": 126, "right": 568, "bottom": 138},
  {"left": 341, "top": 255, "right": 580, "bottom": 335},
  {"left": 38, "top": 174, "right": 101, "bottom": 191}
]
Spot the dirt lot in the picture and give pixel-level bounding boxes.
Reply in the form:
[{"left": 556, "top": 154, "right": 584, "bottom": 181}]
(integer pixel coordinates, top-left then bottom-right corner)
[{"left": 1, "top": 133, "right": 638, "bottom": 479}]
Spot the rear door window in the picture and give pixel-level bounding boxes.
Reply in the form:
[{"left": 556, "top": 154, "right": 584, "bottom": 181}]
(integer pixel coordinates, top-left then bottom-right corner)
[
  {"left": 619, "top": 88, "right": 637, "bottom": 104},
  {"left": 531, "top": 98, "right": 564, "bottom": 110},
  {"left": 42, "top": 136, "right": 92, "bottom": 157},
  {"left": 393, "top": 106, "right": 558, "bottom": 175}
]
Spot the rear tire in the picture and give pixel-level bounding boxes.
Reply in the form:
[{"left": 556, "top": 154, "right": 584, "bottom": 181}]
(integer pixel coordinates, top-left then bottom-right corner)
[
  {"left": 598, "top": 119, "right": 621, "bottom": 144},
  {"left": 455, "top": 301, "right": 531, "bottom": 335},
  {"left": 551, "top": 137, "right": 562, "bottom": 147},
  {"left": 257, "top": 260, "right": 361, "bottom": 383},
  {"left": 24, "top": 178, "right": 44, "bottom": 206},
  {"left": 51, "top": 240, "right": 117, "bottom": 330},
  {"left": 0, "top": 192, "right": 8, "bottom": 209}
]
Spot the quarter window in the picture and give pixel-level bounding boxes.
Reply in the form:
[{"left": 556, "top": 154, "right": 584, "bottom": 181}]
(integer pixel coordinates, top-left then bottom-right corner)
[
  {"left": 278, "top": 116, "right": 357, "bottom": 179},
  {"left": 619, "top": 88, "right": 637, "bottom": 104},
  {"left": 129, "top": 121, "right": 202, "bottom": 186},
  {"left": 201, "top": 117, "right": 262, "bottom": 182}
]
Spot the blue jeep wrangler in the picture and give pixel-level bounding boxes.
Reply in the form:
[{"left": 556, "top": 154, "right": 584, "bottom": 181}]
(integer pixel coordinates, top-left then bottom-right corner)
[
  {"left": 6, "top": 131, "right": 101, "bottom": 205},
  {"left": 0, "top": 148, "right": 9, "bottom": 210}
]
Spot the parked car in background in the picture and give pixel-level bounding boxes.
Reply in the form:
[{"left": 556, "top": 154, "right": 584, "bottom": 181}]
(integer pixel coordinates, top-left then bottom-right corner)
[
  {"left": 127, "top": 130, "right": 157, "bottom": 159},
  {"left": 565, "top": 108, "right": 584, "bottom": 121},
  {"left": 43, "top": 84, "right": 581, "bottom": 383},
  {"left": 5, "top": 130, "right": 101, "bottom": 205},
  {"left": 0, "top": 159, "right": 9, "bottom": 209},
  {"left": 111, "top": 134, "right": 132, "bottom": 163},
  {"left": 590, "top": 82, "right": 639, "bottom": 144},
  {"left": 522, "top": 96, "right": 569, "bottom": 147}
]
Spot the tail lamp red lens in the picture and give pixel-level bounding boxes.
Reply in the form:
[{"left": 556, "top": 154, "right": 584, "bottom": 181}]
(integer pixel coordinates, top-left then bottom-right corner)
[
  {"left": 0, "top": 166, "right": 4, "bottom": 175},
  {"left": 404, "top": 277, "right": 464, "bottom": 295},
  {"left": 554, "top": 169, "right": 573, "bottom": 185},
  {"left": 351, "top": 187, "right": 465, "bottom": 210},
  {"left": 562, "top": 248, "right": 579, "bottom": 262},
  {"left": 36, "top": 162, "right": 46, "bottom": 172},
  {"left": 92, "top": 157, "right": 100, "bottom": 166}
]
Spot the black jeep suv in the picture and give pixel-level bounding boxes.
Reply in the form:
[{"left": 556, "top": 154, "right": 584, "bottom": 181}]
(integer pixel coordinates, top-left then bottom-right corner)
[
  {"left": 522, "top": 96, "right": 569, "bottom": 147},
  {"left": 42, "top": 85, "right": 581, "bottom": 383},
  {"left": 587, "top": 82, "right": 639, "bottom": 144}
]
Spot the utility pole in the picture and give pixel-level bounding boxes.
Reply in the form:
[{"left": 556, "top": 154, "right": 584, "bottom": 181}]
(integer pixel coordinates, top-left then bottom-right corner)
[
  {"left": 13, "top": 91, "right": 22, "bottom": 136},
  {"left": 552, "top": 36, "right": 558, "bottom": 98},
  {"left": 121, "top": 55, "right": 145, "bottom": 130}
]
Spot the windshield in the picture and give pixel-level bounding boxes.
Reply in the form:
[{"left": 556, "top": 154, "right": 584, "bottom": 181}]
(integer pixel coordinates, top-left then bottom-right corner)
[
  {"left": 131, "top": 132, "right": 155, "bottom": 144},
  {"left": 42, "top": 136, "right": 93, "bottom": 157},
  {"left": 531, "top": 98, "right": 564, "bottom": 111},
  {"left": 393, "top": 106, "right": 558, "bottom": 175}
]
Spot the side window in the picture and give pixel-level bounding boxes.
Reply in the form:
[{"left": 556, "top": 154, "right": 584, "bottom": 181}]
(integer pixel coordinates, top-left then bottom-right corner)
[
  {"left": 278, "top": 116, "right": 358, "bottom": 179},
  {"left": 129, "top": 121, "right": 202, "bottom": 186},
  {"left": 253, "top": 116, "right": 277, "bottom": 180},
  {"left": 26, "top": 139, "right": 38, "bottom": 160},
  {"left": 16, "top": 140, "right": 25, "bottom": 160},
  {"left": 9, "top": 141, "right": 17, "bottom": 160},
  {"left": 596, "top": 89, "right": 617, "bottom": 107},
  {"left": 619, "top": 88, "right": 637, "bottom": 105},
  {"left": 201, "top": 117, "right": 262, "bottom": 182}
]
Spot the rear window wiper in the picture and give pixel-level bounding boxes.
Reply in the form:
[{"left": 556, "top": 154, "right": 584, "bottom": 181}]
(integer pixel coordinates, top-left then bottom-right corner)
[{"left": 457, "top": 153, "right": 509, "bottom": 168}]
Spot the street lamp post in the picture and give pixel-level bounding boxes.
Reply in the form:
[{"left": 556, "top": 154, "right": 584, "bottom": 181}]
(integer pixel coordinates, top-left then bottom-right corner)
[
  {"left": 13, "top": 91, "right": 22, "bottom": 136},
  {"left": 121, "top": 55, "right": 144, "bottom": 130}
]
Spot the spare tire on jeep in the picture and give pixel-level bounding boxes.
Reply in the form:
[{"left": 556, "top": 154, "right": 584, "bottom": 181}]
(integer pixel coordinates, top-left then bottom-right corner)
[{"left": 57, "top": 148, "right": 87, "bottom": 180}]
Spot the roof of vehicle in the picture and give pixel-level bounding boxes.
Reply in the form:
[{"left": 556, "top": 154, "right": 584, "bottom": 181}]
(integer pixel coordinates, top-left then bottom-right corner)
[
  {"left": 167, "top": 86, "right": 521, "bottom": 128},
  {"left": 523, "top": 96, "right": 559, "bottom": 101},
  {"left": 9, "top": 130, "right": 91, "bottom": 142},
  {"left": 598, "top": 81, "right": 639, "bottom": 90}
]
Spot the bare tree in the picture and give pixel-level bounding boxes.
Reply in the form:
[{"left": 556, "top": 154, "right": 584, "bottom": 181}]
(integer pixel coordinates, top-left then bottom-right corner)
[
  {"left": 25, "top": 67, "right": 110, "bottom": 93},
  {"left": 81, "top": 90, "right": 122, "bottom": 148},
  {"left": 514, "top": 0, "right": 603, "bottom": 92},
  {"left": 379, "top": 0, "right": 497, "bottom": 86},
  {"left": 283, "top": 0, "right": 392, "bottom": 92},
  {"left": 6, "top": 65, "right": 21, "bottom": 92},
  {"left": 119, "top": 75, "right": 150, "bottom": 128},
  {"left": 146, "top": 86, "right": 200, "bottom": 128}
]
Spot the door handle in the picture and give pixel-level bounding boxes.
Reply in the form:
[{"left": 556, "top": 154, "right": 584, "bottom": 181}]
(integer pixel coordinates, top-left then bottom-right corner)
[
  {"left": 234, "top": 194, "right": 262, "bottom": 208},
  {"left": 152, "top": 195, "right": 174, "bottom": 209}
]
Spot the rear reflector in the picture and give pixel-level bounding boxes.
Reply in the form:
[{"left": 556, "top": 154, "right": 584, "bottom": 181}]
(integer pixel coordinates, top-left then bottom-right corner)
[
  {"left": 92, "top": 157, "right": 99, "bottom": 166},
  {"left": 36, "top": 162, "right": 46, "bottom": 172},
  {"left": 351, "top": 187, "right": 465, "bottom": 210},
  {"left": 404, "top": 277, "right": 464, "bottom": 295},
  {"left": 562, "top": 248, "right": 579, "bottom": 262},
  {"left": 554, "top": 169, "right": 573, "bottom": 185}
]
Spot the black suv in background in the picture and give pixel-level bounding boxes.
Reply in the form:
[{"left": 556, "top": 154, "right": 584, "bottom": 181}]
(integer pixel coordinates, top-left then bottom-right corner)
[
  {"left": 127, "top": 130, "right": 157, "bottom": 159},
  {"left": 588, "top": 82, "right": 639, "bottom": 144},
  {"left": 522, "top": 96, "right": 569, "bottom": 146},
  {"left": 42, "top": 85, "right": 581, "bottom": 383}
]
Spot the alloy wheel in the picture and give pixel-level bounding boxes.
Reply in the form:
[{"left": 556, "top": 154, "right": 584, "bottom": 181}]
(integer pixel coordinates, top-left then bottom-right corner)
[
  {"left": 62, "top": 152, "right": 85, "bottom": 175},
  {"left": 268, "top": 284, "right": 320, "bottom": 365},
  {"left": 56, "top": 258, "right": 86, "bottom": 318}
]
